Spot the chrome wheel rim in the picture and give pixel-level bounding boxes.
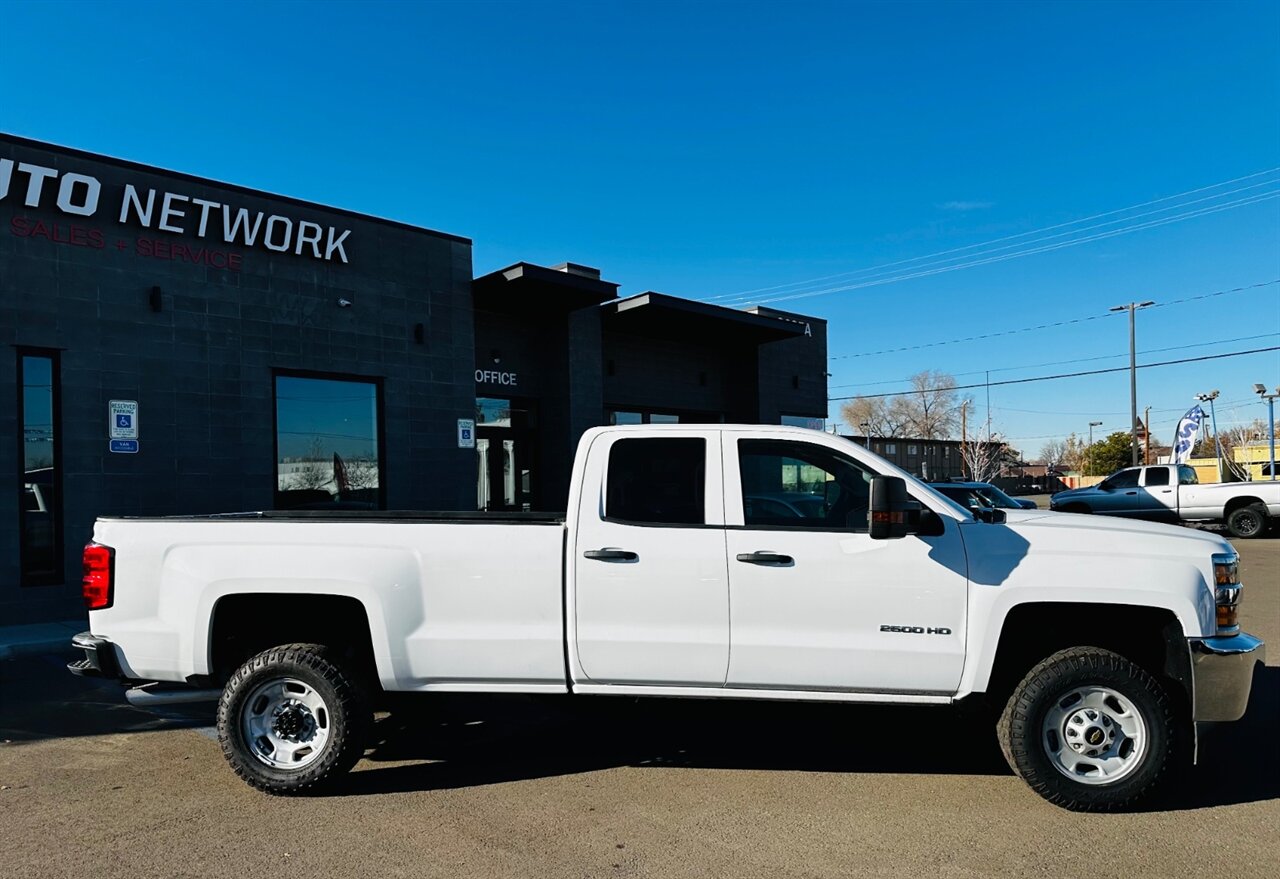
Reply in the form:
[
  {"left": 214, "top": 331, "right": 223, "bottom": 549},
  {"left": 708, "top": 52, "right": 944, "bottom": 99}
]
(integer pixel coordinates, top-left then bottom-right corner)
[
  {"left": 241, "top": 677, "right": 331, "bottom": 770},
  {"left": 1041, "top": 685, "right": 1147, "bottom": 785}
]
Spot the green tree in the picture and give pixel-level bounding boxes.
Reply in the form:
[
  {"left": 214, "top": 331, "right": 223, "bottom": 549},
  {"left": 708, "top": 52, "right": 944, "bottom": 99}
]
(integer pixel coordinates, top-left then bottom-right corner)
[{"left": 1087, "top": 431, "right": 1136, "bottom": 476}]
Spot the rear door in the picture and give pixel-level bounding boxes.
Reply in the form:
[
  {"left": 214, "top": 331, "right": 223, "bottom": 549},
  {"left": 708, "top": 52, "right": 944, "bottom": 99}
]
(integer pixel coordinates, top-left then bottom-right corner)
[
  {"left": 1140, "top": 466, "right": 1178, "bottom": 521},
  {"left": 572, "top": 431, "right": 729, "bottom": 686}
]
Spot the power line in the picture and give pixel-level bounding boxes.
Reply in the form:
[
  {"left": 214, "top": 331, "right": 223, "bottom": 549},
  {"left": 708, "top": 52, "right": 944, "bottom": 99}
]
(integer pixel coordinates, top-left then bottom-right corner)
[
  {"left": 705, "top": 167, "right": 1280, "bottom": 302},
  {"left": 732, "top": 191, "right": 1280, "bottom": 308},
  {"left": 829, "top": 330, "right": 1280, "bottom": 389},
  {"left": 828, "top": 345, "right": 1280, "bottom": 401},
  {"left": 827, "top": 280, "right": 1279, "bottom": 361}
]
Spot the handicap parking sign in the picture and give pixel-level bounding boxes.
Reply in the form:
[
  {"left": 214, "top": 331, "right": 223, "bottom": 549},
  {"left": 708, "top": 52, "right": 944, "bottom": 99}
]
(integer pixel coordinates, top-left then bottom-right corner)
[{"left": 109, "top": 400, "right": 139, "bottom": 439}]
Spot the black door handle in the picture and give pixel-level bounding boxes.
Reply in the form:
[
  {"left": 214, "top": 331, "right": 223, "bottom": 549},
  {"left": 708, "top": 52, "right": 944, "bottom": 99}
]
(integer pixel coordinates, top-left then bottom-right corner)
[
  {"left": 1124, "top": 491, "right": 1137, "bottom": 495},
  {"left": 736, "top": 551, "right": 794, "bottom": 566},
  {"left": 584, "top": 548, "right": 638, "bottom": 562}
]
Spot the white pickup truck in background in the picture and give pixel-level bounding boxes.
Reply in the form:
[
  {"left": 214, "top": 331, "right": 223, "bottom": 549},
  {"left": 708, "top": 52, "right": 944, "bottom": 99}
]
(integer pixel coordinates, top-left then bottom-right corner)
[
  {"left": 69, "top": 425, "right": 1265, "bottom": 811},
  {"left": 1050, "top": 463, "right": 1280, "bottom": 538}
]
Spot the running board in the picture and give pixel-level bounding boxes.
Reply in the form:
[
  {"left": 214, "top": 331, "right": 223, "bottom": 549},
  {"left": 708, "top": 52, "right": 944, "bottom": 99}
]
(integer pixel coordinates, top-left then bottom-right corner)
[{"left": 125, "top": 686, "right": 221, "bottom": 707}]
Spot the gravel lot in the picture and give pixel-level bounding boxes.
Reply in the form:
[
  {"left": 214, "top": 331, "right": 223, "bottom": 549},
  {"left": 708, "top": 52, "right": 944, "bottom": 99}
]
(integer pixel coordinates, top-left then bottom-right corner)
[{"left": 2, "top": 537, "right": 1276, "bottom": 879}]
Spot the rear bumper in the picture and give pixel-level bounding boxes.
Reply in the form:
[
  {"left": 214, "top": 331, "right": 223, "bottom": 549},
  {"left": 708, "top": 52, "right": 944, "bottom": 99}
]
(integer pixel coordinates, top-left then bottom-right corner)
[
  {"left": 1189, "top": 632, "right": 1266, "bottom": 722},
  {"left": 66, "top": 631, "right": 122, "bottom": 680}
]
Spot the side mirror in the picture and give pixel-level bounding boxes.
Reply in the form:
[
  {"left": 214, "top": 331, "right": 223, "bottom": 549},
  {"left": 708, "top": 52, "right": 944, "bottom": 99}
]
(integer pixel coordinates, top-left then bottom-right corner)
[{"left": 868, "top": 475, "right": 912, "bottom": 540}]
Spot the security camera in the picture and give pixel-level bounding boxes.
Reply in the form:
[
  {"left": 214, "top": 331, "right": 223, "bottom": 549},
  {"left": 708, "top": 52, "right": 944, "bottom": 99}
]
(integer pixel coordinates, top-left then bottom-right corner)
[{"left": 337, "top": 298, "right": 353, "bottom": 308}]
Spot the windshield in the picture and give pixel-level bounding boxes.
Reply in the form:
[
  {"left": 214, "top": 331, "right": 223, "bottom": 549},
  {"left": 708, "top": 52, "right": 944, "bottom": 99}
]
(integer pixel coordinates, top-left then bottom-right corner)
[{"left": 978, "top": 485, "right": 1020, "bottom": 509}]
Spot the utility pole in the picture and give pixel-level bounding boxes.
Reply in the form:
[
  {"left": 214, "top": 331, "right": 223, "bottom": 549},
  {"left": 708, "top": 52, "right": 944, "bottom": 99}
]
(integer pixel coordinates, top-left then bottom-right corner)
[
  {"left": 1143, "top": 405, "right": 1151, "bottom": 465},
  {"left": 1110, "top": 300, "right": 1155, "bottom": 466},
  {"left": 960, "top": 400, "right": 969, "bottom": 480},
  {"left": 1256, "top": 384, "right": 1279, "bottom": 481}
]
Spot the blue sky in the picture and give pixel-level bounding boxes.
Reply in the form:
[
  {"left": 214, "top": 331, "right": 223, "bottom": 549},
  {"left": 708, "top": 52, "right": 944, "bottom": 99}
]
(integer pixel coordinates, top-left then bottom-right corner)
[{"left": 4, "top": 0, "right": 1277, "bottom": 457}]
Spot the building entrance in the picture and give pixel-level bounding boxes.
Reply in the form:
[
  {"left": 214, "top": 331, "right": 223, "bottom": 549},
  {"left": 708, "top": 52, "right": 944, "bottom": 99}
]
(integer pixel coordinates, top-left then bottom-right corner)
[{"left": 475, "top": 397, "right": 536, "bottom": 511}]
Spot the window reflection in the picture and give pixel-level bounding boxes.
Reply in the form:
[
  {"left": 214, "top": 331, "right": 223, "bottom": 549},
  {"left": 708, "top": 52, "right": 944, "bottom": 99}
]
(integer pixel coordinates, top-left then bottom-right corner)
[
  {"left": 20, "top": 353, "right": 61, "bottom": 584},
  {"left": 274, "top": 375, "right": 382, "bottom": 509}
]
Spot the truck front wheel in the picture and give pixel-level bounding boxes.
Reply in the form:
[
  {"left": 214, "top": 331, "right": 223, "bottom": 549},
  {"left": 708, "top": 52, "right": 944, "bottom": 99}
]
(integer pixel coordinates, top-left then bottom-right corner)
[
  {"left": 997, "top": 647, "right": 1181, "bottom": 811},
  {"left": 217, "top": 643, "right": 369, "bottom": 795}
]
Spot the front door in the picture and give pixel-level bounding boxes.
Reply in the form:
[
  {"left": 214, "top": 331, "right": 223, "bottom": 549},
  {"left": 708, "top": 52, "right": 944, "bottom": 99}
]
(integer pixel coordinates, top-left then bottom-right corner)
[
  {"left": 475, "top": 397, "right": 535, "bottom": 511},
  {"left": 573, "top": 432, "right": 730, "bottom": 686},
  {"left": 723, "top": 434, "right": 968, "bottom": 695}
]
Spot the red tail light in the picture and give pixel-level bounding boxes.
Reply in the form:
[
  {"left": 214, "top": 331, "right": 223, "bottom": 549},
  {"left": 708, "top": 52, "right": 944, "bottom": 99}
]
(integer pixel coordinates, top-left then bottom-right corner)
[{"left": 82, "top": 543, "right": 115, "bottom": 610}]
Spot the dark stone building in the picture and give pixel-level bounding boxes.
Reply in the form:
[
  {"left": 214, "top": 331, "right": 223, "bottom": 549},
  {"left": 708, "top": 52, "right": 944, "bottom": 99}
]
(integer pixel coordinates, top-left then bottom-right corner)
[{"left": 2, "top": 134, "right": 827, "bottom": 625}]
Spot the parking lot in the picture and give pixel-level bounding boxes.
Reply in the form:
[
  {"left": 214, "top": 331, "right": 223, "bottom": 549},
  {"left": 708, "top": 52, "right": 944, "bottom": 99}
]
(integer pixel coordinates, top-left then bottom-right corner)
[{"left": 2, "top": 537, "right": 1276, "bottom": 879}]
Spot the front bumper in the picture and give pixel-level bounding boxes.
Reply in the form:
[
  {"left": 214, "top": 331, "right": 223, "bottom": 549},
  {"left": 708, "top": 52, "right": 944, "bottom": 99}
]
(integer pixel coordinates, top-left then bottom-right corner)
[
  {"left": 66, "top": 631, "right": 122, "bottom": 680},
  {"left": 1189, "top": 632, "right": 1266, "bottom": 721}
]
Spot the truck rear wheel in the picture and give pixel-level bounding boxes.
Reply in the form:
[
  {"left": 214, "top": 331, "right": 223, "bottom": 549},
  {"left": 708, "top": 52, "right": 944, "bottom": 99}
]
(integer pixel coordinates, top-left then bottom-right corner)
[
  {"left": 217, "top": 643, "right": 369, "bottom": 795},
  {"left": 997, "top": 647, "right": 1180, "bottom": 812},
  {"left": 1226, "top": 504, "right": 1268, "bottom": 539}
]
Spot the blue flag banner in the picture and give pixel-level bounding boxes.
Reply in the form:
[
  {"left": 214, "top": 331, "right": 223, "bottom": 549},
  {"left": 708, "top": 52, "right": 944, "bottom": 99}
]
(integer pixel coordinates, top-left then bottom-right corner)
[{"left": 1173, "top": 405, "right": 1205, "bottom": 464}]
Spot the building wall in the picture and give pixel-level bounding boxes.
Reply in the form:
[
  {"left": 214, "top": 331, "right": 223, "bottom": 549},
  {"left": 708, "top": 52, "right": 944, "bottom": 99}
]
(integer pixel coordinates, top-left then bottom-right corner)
[{"left": 1, "top": 136, "right": 475, "bottom": 624}]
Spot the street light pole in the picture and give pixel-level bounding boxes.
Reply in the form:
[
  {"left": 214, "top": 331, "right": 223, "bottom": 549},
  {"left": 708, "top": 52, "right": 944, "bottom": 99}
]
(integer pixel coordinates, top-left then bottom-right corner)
[
  {"left": 1087, "top": 420, "right": 1102, "bottom": 475},
  {"left": 1256, "top": 384, "right": 1279, "bottom": 481},
  {"left": 1195, "top": 390, "right": 1222, "bottom": 481},
  {"left": 1110, "top": 300, "right": 1155, "bottom": 466}
]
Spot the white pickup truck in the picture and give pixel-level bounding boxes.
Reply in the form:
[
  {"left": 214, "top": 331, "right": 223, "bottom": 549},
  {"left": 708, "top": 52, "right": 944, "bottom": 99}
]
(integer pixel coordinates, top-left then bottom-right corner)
[
  {"left": 69, "top": 425, "right": 1264, "bottom": 811},
  {"left": 1049, "top": 463, "right": 1280, "bottom": 538}
]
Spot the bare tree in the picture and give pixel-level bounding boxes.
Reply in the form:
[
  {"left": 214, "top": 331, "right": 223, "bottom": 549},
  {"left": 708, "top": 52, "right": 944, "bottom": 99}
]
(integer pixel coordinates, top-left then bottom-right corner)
[
  {"left": 962, "top": 429, "right": 1007, "bottom": 483},
  {"left": 903, "top": 370, "right": 959, "bottom": 439},
  {"left": 840, "top": 396, "right": 910, "bottom": 438},
  {"left": 1039, "top": 438, "right": 1068, "bottom": 468},
  {"left": 840, "top": 370, "right": 960, "bottom": 439}
]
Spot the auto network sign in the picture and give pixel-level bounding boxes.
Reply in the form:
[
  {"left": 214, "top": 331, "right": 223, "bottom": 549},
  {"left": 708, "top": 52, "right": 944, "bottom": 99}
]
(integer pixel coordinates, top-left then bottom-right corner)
[{"left": 1, "top": 156, "right": 352, "bottom": 267}]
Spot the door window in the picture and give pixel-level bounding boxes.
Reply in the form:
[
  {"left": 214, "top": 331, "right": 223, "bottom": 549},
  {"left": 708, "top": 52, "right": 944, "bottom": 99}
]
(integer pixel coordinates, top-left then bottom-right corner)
[
  {"left": 1178, "top": 465, "right": 1200, "bottom": 485},
  {"left": 1102, "top": 469, "right": 1140, "bottom": 490},
  {"left": 605, "top": 438, "right": 706, "bottom": 525},
  {"left": 1144, "top": 468, "right": 1170, "bottom": 486},
  {"left": 738, "top": 439, "right": 875, "bottom": 530}
]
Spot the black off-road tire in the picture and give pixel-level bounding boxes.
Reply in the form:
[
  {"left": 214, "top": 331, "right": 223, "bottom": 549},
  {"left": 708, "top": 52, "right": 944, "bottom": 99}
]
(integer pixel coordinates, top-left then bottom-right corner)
[
  {"left": 997, "top": 647, "right": 1182, "bottom": 812},
  {"left": 1226, "top": 504, "right": 1268, "bottom": 539},
  {"left": 217, "top": 643, "right": 370, "bottom": 795}
]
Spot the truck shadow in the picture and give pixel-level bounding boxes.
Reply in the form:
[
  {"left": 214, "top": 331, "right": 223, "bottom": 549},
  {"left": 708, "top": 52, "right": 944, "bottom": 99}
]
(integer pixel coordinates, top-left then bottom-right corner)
[
  {"left": 341, "top": 665, "right": 1279, "bottom": 810},
  {"left": 342, "top": 697, "right": 1010, "bottom": 797}
]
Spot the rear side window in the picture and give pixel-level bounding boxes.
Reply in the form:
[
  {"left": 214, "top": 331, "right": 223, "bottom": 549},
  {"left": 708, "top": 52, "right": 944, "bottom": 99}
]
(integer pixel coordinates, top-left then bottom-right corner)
[
  {"left": 605, "top": 438, "right": 706, "bottom": 525},
  {"left": 1145, "top": 468, "right": 1170, "bottom": 486},
  {"left": 1178, "top": 465, "right": 1199, "bottom": 485}
]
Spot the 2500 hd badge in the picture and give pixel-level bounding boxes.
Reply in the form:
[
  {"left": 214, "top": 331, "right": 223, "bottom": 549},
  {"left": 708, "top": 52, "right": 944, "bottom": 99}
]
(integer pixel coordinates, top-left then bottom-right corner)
[{"left": 881, "top": 624, "right": 953, "bottom": 634}]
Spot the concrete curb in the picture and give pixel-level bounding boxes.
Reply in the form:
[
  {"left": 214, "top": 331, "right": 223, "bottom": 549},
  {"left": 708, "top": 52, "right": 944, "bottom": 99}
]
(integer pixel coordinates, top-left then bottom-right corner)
[{"left": 0, "top": 620, "right": 86, "bottom": 661}]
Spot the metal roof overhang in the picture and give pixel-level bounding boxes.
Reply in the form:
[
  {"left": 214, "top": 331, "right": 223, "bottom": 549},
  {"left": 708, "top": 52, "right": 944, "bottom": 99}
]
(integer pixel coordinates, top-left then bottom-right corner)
[
  {"left": 472, "top": 263, "right": 620, "bottom": 315},
  {"left": 604, "top": 293, "right": 808, "bottom": 345}
]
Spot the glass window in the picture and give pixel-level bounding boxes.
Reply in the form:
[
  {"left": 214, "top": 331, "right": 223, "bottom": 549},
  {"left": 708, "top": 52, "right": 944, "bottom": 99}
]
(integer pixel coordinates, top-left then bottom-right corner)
[
  {"left": 908, "top": 444, "right": 918, "bottom": 455},
  {"left": 739, "top": 439, "right": 875, "bottom": 531},
  {"left": 648, "top": 413, "right": 680, "bottom": 424},
  {"left": 1103, "top": 469, "right": 1140, "bottom": 490},
  {"left": 606, "top": 438, "right": 705, "bottom": 525},
  {"left": 476, "top": 397, "right": 512, "bottom": 427},
  {"left": 781, "top": 415, "right": 826, "bottom": 431},
  {"left": 609, "top": 411, "right": 643, "bottom": 425},
  {"left": 1178, "top": 465, "right": 1199, "bottom": 485},
  {"left": 19, "top": 352, "right": 61, "bottom": 585},
  {"left": 884, "top": 443, "right": 897, "bottom": 454},
  {"left": 274, "top": 374, "right": 382, "bottom": 510},
  {"left": 1145, "top": 467, "right": 1170, "bottom": 486}
]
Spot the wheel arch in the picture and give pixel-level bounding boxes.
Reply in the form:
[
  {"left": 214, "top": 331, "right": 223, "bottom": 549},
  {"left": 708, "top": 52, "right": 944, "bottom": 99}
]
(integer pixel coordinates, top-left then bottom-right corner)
[
  {"left": 972, "top": 601, "right": 1192, "bottom": 718},
  {"left": 203, "top": 592, "right": 385, "bottom": 689},
  {"left": 1223, "top": 495, "right": 1268, "bottom": 517}
]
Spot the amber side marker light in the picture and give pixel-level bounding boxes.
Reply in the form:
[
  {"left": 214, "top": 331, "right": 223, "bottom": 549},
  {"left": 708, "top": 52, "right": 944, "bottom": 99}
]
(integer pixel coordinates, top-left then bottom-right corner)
[
  {"left": 1212, "top": 553, "right": 1241, "bottom": 635},
  {"left": 82, "top": 543, "right": 115, "bottom": 610}
]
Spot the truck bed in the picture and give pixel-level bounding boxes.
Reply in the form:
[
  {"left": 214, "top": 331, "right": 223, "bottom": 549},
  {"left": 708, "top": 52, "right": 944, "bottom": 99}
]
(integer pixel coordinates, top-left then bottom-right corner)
[{"left": 99, "top": 510, "right": 566, "bottom": 524}]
